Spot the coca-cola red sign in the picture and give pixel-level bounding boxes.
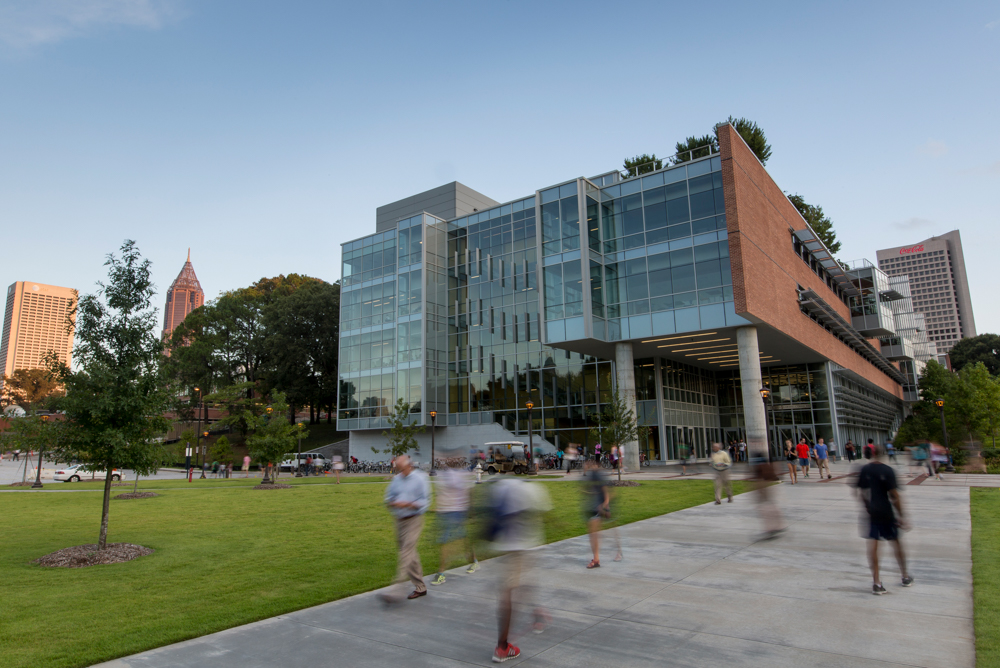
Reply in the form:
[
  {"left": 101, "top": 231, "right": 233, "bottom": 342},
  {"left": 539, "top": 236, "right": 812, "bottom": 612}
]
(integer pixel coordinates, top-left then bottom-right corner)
[{"left": 899, "top": 244, "right": 924, "bottom": 254}]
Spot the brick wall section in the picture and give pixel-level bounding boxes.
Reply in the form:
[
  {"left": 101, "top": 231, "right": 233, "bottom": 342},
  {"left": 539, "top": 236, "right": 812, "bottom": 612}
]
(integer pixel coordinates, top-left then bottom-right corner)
[{"left": 718, "top": 124, "right": 902, "bottom": 398}]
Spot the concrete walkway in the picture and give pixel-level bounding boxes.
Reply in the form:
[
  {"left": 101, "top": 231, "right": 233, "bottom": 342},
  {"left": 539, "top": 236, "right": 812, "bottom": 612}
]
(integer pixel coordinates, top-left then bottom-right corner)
[{"left": 96, "top": 481, "right": 974, "bottom": 668}]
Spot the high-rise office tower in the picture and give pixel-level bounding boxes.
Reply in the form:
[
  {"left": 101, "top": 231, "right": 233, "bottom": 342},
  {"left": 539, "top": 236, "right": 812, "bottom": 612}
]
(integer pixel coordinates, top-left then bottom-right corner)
[
  {"left": 162, "top": 249, "right": 205, "bottom": 341},
  {"left": 876, "top": 230, "right": 976, "bottom": 360},
  {"left": 0, "top": 282, "right": 77, "bottom": 378}
]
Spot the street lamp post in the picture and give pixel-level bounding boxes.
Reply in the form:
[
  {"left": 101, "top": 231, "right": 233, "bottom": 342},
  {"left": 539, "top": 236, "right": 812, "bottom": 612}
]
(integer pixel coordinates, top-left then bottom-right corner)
[
  {"left": 295, "top": 421, "right": 304, "bottom": 477},
  {"left": 31, "top": 415, "right": 49, "bottom": 489},
  {"left": 525, "top": 401, "right": 534, "bottom": 472},
  {"left": 193, "top": 386, "right": 202, "bottom": 478},
  {"left": 261, "top": 406, "right": 273, "bottom": 484},
  {"left": 760, "top": 387, "right": 772, "bottom": 463},
  {"left": 935, "top": 398, "right": 955, "bottom": 473},
  {"left": 428, "top": 411, "right": 437, "bottom": 475}
]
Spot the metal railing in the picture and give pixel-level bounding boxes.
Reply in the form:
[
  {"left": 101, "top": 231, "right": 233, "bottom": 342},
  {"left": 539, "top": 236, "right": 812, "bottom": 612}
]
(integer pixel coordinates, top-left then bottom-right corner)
[{"left": 620, "top": 143, "right": 720, "bottom": 180}]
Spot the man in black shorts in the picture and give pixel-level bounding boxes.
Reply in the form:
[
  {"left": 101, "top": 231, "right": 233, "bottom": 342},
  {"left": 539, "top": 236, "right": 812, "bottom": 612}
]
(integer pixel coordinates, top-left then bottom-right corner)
[{"left": 856, "top": 444, "right": 913, "bottom": 595}]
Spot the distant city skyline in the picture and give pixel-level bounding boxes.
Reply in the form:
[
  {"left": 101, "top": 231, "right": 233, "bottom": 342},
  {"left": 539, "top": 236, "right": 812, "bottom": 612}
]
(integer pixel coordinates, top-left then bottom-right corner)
[{"left": 1, "top": 1, "right": 996, "bottom": 333}]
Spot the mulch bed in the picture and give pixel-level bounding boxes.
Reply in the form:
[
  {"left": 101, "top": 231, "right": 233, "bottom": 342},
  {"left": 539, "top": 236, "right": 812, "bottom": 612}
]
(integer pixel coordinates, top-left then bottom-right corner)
[
  {"left": 33, "top": 543, "right": 154, "bottom": 568},
  {"left": 608, "top": 480, "right": 641, "bottom": 487},
  {"left": 113, "top": 492, "right": 159, "bottom": 500},
  {"left": 253, "top": 483, "right": 293, "bottom": 489},
  {"left": 112, "top": 482, "right": 131, "bottom": 487},
  {"left": 8, "top": 481, "right": 34, "bottom": 487}
]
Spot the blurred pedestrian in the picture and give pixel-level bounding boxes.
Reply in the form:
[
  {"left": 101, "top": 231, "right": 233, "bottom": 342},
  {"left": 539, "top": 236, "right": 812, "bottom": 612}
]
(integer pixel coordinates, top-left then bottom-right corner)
[
  {"left": 864, "top": 438, "right": 875, "bottom": 460},
  {"left": 566, "top": 444, "right": 579, "bottom": 473},
  {"left": 243, "top": 454, "right": 251, "bottom": 477},
  {"left": 679, "top": 442, "right": 691, "bottom": 475},
  {"left": 556, "top": 447, "right": 564, "bottom": 470},
  {"left": 930, "top": 442, "right": 947, "bottom": 480},
  {"left": 430, "top": 462, "right": 478, "bottom": 586},
  {"left": 380, "top": 454, "right": 431, "bottom": 603},
  {"left": 886, "top": 441, "right": 897, "bottom": 464},
  {"left": 332, "top": 455, "right": 344, "bottom": 483},
  {"left": 738, "top": 439, "right": 747, "bottom": 462},
  {"left": 711, "top": 443, "right": 733, "bottom": 504},
  {"left": 815, "top": 438, "right": 832, "bottom": 479},
  {"left": 855, "top": 443, "right": 912, "bottom": 594},
  {"left": 845, "top": 440, "right": 855, "bottom": 463},
  {"left": 754, "top": 459, "right": 785, "bottom": 540},
  {"left": 783, "top": 440, "right": 798, "bottom": 484},
  {"left": 583, "top": 460, "right": 620, "bottom": 567},
  {"left": 796, "top": 437, "right": 810, "bottom": 478},
  {"left": 487, "top": 475, "right": 552, "bottom": 662}
]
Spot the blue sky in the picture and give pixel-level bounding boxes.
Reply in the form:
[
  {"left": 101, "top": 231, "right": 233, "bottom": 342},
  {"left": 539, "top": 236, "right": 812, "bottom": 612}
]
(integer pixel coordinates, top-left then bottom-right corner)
[{"left": 1, "top": 0, "right": 997, "bottom": 333}]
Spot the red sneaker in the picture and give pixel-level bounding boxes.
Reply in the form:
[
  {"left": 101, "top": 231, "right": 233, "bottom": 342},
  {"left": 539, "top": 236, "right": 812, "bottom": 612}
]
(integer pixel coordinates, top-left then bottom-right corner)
[{"left": 492, "top": 643, "right": 521, "bottom": 663}]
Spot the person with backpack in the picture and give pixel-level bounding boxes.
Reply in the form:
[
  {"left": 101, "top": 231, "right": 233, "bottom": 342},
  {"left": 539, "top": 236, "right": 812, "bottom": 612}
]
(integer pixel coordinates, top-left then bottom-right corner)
[
  {"left": 855, "top": 443, "right": 913, "bottom": 594},
  {"left": 486, "top": 474, "right": 551, "bottom": 663}
]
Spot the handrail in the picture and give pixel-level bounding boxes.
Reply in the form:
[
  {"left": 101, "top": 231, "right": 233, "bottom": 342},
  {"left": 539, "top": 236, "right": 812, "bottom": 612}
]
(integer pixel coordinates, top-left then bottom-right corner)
[{"left": 620, "top": 144, "right": 720, "bottom": 180}]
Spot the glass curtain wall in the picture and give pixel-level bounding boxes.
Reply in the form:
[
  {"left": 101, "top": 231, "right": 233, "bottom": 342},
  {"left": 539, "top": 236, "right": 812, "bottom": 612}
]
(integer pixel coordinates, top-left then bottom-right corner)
[
  {"left": 660, "top": 360, "right": 721, "bottom": 460},
  {"left": 338, "top": 229, "right": 399, "bottom": 427},
  {"left": 591, "top": 157, "right": 748, "bottom": 342},
  {"left": 447, "top": 195, "right": 612, "bottom": 451}
]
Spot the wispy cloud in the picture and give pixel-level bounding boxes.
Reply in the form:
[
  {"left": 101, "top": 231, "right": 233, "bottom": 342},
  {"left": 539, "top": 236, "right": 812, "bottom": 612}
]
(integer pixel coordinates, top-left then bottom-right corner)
[
  {"left": 917, "top": 139, "right": 948, "bottom": 158},
  {"left": 0, "top": 0, "right": 181, "bottom": 48},
  {"left": 891, "top": 217, "right": 934, "bottom": 231},
  {"left": 987, "top": 19, "right": 999, "bottom": 30}
]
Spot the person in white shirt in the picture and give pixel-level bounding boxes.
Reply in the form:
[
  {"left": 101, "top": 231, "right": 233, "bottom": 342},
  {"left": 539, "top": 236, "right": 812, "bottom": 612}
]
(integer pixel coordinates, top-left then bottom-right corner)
[
  {"left": 430, "top": 463, "right": 478, "bottom": 586},
  {"left": 488, "top": 476, "right": 551, "bottom": 663}
]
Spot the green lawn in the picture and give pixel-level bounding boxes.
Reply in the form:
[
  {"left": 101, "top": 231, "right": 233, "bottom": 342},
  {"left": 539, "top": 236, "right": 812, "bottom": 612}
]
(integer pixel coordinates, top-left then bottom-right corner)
[
  {"left": 0, "top": 479, "right": 740, "bottom": 668},
  {"left": 971, "top": 488, "right": 1000, "bottom": 667}
]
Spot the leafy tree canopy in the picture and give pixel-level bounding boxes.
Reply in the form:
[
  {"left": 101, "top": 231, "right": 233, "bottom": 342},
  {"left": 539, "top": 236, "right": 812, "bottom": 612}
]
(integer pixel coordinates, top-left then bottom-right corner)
[
  {"left": 787, "top": 194, "right": 842, "bottom": 255},
  {"left": 727, "top": 116, "right": 772, "bottom": 165},
  {"left": 0, "top": 368, "right": 63, "bottom": 412},
  {"left": 948, "top": 334, "right": 1000, "bottom": 375},
  {"left": 588, "top": 387, "right": 650, "bottom": 475},
  {"left": 623, "top": 154, "right": 662, "bottom": 179},
  {"left": 263, "top": 281, "right": 341, "bottom": 423},
  {"left": 47, "top": 240, "right": 172, "bottom": 549},
  {"left": 673, "top": 134, "right": 718, "bottom": 164}
]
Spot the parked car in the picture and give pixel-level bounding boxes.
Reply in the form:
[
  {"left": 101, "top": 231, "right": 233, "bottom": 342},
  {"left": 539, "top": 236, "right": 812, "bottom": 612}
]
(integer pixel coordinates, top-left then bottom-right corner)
[
  {"left": 53, "top": 464, "right": 123, "bottom": 482},
  {"left": 279, "top": 453, "right": 327, "bottom": 472}
]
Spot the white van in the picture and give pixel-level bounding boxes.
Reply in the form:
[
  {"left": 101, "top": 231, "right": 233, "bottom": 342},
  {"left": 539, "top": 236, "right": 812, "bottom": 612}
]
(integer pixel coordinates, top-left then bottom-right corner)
[{"left": 279, "top": 453, "right": 327, "bottom": 472}]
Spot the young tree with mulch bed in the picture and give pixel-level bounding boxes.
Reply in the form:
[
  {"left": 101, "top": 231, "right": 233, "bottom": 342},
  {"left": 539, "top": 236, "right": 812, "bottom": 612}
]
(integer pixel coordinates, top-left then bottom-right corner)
[
  {"left": 47, "top": 240, "right": 171, "bottom": 550},
  {"left": 244, "top": 392, "right": 301, "bottom": 484}
]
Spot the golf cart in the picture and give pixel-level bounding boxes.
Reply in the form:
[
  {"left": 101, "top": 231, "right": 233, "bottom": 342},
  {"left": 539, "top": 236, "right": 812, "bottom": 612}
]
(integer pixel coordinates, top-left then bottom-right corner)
[{"left": 483, "top": 441, "right": 536, "bottom": 475}]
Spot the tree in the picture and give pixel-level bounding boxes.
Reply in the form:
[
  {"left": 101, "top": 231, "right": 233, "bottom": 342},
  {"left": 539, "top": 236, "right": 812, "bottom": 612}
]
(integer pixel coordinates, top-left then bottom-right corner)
[
  {"left": 264, "top": 281, "right": 341, "bottom": 424},
  {"left": 0, "top": 368, "right": 63, "bottom": 412},
  {"left": 47, "top": 240, "right": 171, "bottom": 550},
  {"left": 948, "top": 334, "right": 1000, "bottom": 375},
  {"left": 588, "top": 387, "right": 649, "bottom": 479},
  {"left": 2, "top": 415, "right": 60, "bottom": 483},
  {"left": 622, "top": 154, "right": 662, "bottom": 179},
  {"left": 787, "top": 194, "right": 842, "bottom": 255},
  {"left": 727, "top": 116, "right": 772, "bottom": 165},
  {"left": 244, "top": 391, "right": 303, "bottom": 483},
  {"left": 673, "top": 134, "right": 718, "bottom": 164},
  {"left": 209, "top": 435, "right": 234, "bottom": 466},
  {"left": 376, "top": 398, "right": 423, "bottom": 458}
]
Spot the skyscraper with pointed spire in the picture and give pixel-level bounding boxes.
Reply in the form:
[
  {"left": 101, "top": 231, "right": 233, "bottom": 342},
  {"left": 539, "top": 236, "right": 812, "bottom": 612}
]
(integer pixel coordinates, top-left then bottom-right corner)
[{"left": 162, "top": 249, "right": 205, "bottom": 341}]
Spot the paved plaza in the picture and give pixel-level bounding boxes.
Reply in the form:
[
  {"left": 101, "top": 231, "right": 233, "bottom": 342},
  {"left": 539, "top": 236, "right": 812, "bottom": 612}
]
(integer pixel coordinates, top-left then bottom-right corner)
[{"left": 95, "top": 477, "right": 976, "bottom": 668}]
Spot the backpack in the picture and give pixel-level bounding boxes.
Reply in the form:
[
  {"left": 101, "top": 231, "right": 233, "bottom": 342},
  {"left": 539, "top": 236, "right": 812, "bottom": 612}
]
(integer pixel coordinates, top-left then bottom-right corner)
[{"left": 480, "top": 482, "right": 519, "bottom": 542}]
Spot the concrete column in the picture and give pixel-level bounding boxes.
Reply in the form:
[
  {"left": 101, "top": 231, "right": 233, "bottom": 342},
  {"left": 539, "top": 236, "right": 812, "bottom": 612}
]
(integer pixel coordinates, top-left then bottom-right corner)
[
  {"left": 615, "top": 342, "right": 640, "bottom": 472},
  {"left": 736, "top": 326, "right": 768, "bottom": 462}
]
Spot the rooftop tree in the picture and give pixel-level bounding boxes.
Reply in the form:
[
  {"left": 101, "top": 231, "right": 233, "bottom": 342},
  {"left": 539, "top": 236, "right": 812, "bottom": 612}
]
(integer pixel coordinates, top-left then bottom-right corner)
[
  {"left": 47, "top": 240, "right": 171, "bottom": 550},
  {"left": 787, "top": 194, "right": 842, "bottom": 255}
]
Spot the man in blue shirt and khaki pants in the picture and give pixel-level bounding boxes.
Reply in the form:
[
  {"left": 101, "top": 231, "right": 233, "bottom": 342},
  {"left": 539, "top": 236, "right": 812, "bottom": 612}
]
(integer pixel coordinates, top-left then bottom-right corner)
[{"left": 382, "top": 454, "right": 431, "bottom": 602}]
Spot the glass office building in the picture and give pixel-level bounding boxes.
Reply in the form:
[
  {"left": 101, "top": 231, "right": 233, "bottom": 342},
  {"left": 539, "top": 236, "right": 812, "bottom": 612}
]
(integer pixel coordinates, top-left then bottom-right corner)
[{"left": 338, "top": 124, "right": 914, "bottom": 462}]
